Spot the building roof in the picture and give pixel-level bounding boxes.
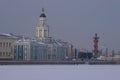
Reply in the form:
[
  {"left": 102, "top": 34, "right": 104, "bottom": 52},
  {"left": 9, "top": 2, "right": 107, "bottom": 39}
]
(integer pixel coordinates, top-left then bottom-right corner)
[
  {"left": 40, "top": 13, "right": 46, "bottom": 17},
  {"left": 14, "top": 38, "right": 46, "bottom": 46},
  {"left": 39, "top": 8, "right": 46, "bottom": 17},
  {"left": 0, "top": 33, "right": 18, "bottom": 39}
]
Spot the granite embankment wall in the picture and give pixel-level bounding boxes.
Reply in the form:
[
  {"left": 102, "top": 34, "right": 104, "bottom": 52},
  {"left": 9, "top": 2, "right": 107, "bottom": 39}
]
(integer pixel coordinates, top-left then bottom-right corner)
[{"left": 0, "top": 60, "right": 119, "bottom": 65}]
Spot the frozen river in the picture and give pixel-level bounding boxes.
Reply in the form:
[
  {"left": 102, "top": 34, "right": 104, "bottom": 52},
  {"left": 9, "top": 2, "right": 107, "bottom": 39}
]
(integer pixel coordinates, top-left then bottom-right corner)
[{"left": 0, "top": 65, "right": 120, "bottom": 80}]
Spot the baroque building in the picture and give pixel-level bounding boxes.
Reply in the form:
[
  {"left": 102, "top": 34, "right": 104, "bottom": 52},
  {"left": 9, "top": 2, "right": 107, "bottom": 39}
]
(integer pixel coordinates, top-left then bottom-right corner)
[
  {"left": 35, "top": 8, "right": 73, "bottom": 60},
  {"left": 0, "top": 8, "right": 74, "bottom": 61},
  {"left": 0, "top": 33, "right": 18, "bottom": 60},
  {"left": 12, "top": 38, "right": 47, "bottom": 61}
]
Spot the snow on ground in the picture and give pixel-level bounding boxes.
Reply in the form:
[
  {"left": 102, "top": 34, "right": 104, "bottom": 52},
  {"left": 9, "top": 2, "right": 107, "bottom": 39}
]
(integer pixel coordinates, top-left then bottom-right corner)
[{"left": 0, "top": 65, "right": 120, "bottom": 80}]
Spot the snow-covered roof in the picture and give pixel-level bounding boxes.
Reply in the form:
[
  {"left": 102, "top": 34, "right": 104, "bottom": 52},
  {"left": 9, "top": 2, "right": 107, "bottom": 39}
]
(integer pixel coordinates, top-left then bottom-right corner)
[
  {"left": 37, "top": 41, "right": 45, "bottom": 45},
  {"left": 0, "top": 33, "right": 18, "bottom": 39},
  {"left": 14, "top": 38, "right": 46, "bottom": 46}
]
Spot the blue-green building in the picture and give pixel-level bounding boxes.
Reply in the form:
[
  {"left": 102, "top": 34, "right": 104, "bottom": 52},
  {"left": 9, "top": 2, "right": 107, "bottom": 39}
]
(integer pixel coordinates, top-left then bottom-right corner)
[{"left": 12, "top": 39, "right": 47, "bottom": 61}]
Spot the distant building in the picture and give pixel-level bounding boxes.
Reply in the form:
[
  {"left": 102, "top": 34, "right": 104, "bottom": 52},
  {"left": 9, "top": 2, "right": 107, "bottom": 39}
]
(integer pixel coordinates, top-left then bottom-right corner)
[
  {"left": 0, "top": 8, "right": 74, "bottom": 61},
  {"left": 43, "top": 38, "right": 67, "bottom": 61},
  {"left": 67, "top": 44, "right": 73, "bottom": 60},
  {"left": 35, "top": 8, "right": 73, "bottom": 61},
  {"left": 97, "top": 54, "right": 120, "bottom": 61},
  {"left": 78, "top": 52, "right": 93, "bottom": 60},
  {"left": 57, "top": 40, "right": 73, "bottom": 60},
  {"left": 36, "top": 8, "right": 49, "bottom": 40},
  {"left": 12, "top": 38, "right": 47, "bottom": 61},
  {"left": 0, "top": 33, "right": 18, "bottom": 60}
]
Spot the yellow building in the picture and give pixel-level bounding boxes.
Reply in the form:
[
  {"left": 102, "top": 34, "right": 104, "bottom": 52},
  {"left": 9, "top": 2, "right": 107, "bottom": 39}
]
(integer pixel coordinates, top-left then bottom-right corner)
[
  {"left": 0, "top": 33, "right": 17, "bottom": 60},
  {"left": 67, "top": 44, "right": 73, "bottom": 60}
]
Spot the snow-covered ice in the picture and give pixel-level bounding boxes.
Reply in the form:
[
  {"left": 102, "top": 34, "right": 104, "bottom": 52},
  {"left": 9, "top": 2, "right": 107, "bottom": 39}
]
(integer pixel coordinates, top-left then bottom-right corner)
[{"left": 0, "top": 65, "right": 120, "bottom": 80}]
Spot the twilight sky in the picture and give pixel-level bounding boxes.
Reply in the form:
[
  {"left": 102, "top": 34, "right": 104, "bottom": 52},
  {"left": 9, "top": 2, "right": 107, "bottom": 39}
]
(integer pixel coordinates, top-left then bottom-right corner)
[{"left": 0, "top": 0, "right": 120, "bottom": 52}]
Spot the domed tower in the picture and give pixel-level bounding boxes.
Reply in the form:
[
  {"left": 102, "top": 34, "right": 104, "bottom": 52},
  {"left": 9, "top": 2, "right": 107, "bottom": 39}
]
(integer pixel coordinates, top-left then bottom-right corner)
[{"left": 36, "top": 8, "right": 49, "bottom": 40}]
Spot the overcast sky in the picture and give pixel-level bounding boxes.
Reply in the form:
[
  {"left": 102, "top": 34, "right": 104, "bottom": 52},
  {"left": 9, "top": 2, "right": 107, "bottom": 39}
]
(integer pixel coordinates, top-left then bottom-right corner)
[{"left": 0, "top": 0, "right": 120, "bottom": 52}]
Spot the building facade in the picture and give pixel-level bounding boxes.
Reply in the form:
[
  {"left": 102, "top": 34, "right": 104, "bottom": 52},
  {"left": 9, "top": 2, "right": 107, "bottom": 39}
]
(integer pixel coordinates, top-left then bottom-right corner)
[
  {"left": 46, "top": 38, "right": 67, "bottom": 60},
  {"left": 66, "top": 43, "right": 73, "bottom": 60},
  {"left": 35, "top": 8, "right": 74, "bottom": 61},
  {"left": 0, "top": 33, "right": 18, "bottom": 60},
  {"left": 0, "top": 8, "right": 73, "bottom": 61},
  {"left": 12, "top": 39, "right": 47, "bottom": 61}
]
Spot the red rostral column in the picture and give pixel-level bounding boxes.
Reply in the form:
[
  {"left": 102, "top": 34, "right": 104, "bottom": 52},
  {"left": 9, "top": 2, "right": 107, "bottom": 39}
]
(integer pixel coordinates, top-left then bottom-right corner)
[{"left": 93, "top": 33, "right": 99, "bottom": 57}]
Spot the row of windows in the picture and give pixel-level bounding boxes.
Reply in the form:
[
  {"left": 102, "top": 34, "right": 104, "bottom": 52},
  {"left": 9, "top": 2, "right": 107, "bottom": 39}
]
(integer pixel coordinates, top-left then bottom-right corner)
[
  {"left": 0, "top": 52, "right": 11, "bottom": 57},
  {"left": 0, "top": 42, "right": 11, "bottom": 48}
]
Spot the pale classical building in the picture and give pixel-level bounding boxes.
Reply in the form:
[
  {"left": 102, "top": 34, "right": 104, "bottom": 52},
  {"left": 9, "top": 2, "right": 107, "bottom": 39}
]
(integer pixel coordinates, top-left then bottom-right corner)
[
  {"left": 0, "top": 8, "right": 74, "bottom": 61},
  {"left": 45, "top": 38, "right": 67, "bottom": 60},
  {"left": 12, "top": 38, "right": 47, "bottom": 61},
  {"left": 35, "top": 8, "right": 72, "bottom": 60},
  {"left": 0, "top": 33, "right": 18, "bottom": 60}
]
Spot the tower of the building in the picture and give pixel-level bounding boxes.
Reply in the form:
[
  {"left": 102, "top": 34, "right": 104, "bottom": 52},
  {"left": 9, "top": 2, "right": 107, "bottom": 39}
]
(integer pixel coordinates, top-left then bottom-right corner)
[{"left": 36, "top": 8, "right": 49, "bottom": 40}]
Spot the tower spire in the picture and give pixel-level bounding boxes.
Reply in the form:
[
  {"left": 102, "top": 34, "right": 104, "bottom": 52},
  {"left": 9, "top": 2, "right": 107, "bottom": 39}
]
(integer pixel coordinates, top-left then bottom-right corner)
[
  {"left": 40, "top": 7, "right": 46, "bottom": 17},
  {"left": 36, "top": 7, "right": 49, "bottom": 39},
  {"left": 42, "top": 8, "right": 44, "bottom": 13}
]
